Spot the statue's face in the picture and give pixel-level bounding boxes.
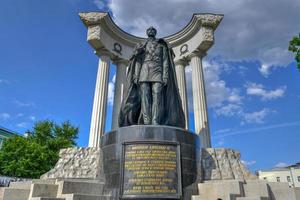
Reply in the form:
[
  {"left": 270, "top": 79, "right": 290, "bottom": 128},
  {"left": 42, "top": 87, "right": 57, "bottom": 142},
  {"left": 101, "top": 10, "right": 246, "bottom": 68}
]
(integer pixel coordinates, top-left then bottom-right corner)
[{"left": 146, "top": 27, "right": 157, "bottom": 38}]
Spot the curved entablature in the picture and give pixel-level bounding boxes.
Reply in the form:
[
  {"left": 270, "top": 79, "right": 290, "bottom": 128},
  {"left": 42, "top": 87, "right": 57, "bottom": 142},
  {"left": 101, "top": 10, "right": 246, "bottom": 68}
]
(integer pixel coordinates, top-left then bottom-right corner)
[{"left": 79, "top": 12, "right": 223, "bottom": 62}]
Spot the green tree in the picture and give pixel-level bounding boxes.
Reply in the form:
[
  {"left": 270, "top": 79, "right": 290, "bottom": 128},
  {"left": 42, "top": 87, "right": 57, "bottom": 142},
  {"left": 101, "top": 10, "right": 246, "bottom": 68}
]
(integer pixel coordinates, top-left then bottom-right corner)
[
  {"left": 0, "top": 120, "right": 78, "bottom": 178},
  {"left": 288, "top": 33, "right": 300, "bottom": 69}
]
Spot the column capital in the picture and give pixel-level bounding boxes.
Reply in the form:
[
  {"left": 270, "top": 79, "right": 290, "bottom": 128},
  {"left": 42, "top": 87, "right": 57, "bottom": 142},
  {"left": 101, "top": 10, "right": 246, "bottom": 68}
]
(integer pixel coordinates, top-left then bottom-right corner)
[
  {"left": 94, "top": 49, "right": 111, "bottom": 60},
  {"left": 174, "top": 59, "right": 189, "bottom": 66},
  {"left": 188, "top": 49, "right": 207, "bottom": 60},
  {"left": 112, "top": 58, "right": 129, "bottom": 66},
  {"left": 100, "top": 55, "right": 111, "bottom": 62}
]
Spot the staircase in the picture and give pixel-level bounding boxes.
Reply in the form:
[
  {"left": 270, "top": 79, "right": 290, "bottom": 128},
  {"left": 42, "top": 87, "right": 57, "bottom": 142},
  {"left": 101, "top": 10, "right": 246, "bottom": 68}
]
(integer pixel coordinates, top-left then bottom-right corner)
[
  {"left": 1, "top": 179, "right": 299, "bottom": 200},
  {"left": 192, "top": 179, "right": 298, "bottom": 200},
  {"left": 0, "top": 179, "right": 112, "bottom": 200}
]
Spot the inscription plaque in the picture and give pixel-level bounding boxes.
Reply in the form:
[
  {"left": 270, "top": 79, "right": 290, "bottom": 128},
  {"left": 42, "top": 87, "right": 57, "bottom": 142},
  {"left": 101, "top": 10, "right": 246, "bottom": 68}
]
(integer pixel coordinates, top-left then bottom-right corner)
[{"left": 120, "top": 142, "right": 181, "bottom": 199}]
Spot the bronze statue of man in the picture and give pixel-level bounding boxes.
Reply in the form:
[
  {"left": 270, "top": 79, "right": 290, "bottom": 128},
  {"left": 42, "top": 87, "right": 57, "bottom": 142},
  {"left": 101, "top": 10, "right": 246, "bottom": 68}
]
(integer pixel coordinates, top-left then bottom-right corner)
[{"left": 119, "top": 27, "right": 185, "bottom": 128}]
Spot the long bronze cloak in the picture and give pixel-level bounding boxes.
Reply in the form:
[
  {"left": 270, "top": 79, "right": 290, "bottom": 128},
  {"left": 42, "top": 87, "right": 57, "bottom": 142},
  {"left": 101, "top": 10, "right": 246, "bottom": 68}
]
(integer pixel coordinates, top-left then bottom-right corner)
[{"left": 118, "top": 39, "right": 186, "bottom": 128}]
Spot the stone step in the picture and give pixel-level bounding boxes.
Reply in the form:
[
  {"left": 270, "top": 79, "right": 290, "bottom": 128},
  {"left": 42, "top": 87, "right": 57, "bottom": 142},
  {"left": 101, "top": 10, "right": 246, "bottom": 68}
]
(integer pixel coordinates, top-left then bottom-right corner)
[
  {"left": 9, "top": 181, "right": 32, "bottom": 189},
  {"left": 191, "top": 196, "right": 206, "bottom": 200},
  {"left": 195, "top": 180, "right": 244, "bottom": 200},
  {"left": 1, "top": 188, "right": 30, "bottom": 200},
  {"left": 267, "top": 182, "right": 297, "bottom": 200},
  {"left": 243, "top": 180, "right": 269, "bottom": 199},
  {"left": 63, "top": 194, "right": 112, "bottom": 200},
  {"left": 295, "top": 188, "right": 300, "bottom": 200},
  {"left": 0, "top": 188, "right": 4, "bottom": 200},
  {"left": 57, "top": 180, "right": 105, "bottom": 196},
  {"left": 236, "top": 197, "right": 264, "bottom": 200},
  {"left": 29, "top": 183, "right": 59, "bottom": 198},
  {"left": 9, "top": 179, "right": 56, "bottom": 190},
  {"left": 30, "top": 198, "right": 65, "bottom": 200}
]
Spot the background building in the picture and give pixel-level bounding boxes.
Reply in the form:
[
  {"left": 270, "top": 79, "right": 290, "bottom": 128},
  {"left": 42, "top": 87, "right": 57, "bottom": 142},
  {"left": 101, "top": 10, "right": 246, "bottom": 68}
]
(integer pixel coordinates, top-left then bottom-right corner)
[
  {"left": 258, "top": 163, "right": 300, "bottom": 187},
  {"left": 0, "top": 126, "right": 19, "bottom": 149}
]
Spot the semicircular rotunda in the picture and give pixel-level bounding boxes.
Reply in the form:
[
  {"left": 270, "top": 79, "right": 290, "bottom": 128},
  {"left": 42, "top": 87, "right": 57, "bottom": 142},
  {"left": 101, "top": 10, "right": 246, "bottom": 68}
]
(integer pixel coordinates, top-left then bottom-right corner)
[{"left": 79, "top": 12, "right": 223, "bottom": 148}]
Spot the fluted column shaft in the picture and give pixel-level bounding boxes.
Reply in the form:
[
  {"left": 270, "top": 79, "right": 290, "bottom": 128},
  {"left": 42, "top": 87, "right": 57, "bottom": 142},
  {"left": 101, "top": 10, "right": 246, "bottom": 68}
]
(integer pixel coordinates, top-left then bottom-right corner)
[
  {"left": 175, "top": 60, "right": 189, "bottom": 129},
  {"left": 89, "top": 55, "right": 110, "bottom": 147},
  {"left": 111, "top": 61, "right": 127, "bottom": 130},
  {"left": 190, "top": 54, "right": 211, "bottom": 148}
]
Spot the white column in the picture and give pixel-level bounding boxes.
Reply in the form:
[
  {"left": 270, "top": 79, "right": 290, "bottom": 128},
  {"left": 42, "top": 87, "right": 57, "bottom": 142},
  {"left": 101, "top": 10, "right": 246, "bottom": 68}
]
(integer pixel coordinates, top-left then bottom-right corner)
[
  {"left": 111, "top": 60, "right": 127, "bottom": 130},
  {"left": 175, "top": 60, "right": 189, "bottom": 129},
  {"left": 89, "top": 55, "right": 110, "bottom": 147},
  {"left": 190, "top": 53, "right": 211, "bottom": 148}
]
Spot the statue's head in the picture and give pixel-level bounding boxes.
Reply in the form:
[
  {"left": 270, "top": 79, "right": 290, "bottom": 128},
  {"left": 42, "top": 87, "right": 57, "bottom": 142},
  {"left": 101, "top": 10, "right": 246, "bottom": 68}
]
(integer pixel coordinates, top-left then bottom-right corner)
[{"left": 146, "top": 26, "right": 157, "bottom": 38}]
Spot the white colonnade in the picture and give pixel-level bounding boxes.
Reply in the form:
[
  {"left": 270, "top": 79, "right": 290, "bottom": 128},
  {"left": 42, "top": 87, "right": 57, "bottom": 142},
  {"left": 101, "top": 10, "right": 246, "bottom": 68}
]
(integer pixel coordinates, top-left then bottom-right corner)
[{"left": 80, "top": 12, "right": 223, "bottom": 148}]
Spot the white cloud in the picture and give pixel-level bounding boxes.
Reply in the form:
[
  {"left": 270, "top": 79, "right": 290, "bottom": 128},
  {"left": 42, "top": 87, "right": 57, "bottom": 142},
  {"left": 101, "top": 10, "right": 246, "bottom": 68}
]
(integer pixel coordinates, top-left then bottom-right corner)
[
  {"left": 98, "top": 0, "right": 299, "bottom": 76},
  {"left": 29, "top": 116, "right": 36, "bottom": 121},
  {"left": 228, "top": 89, "right": 243, "bottom": 104},
  {"left": 203, "top": 60, "right": 231, "bottom": 107},
  {"left": 246, "top": 83, "right": 286, "bottom": 101},
  {"left": 14, "top": 100, "right": 35, "bottom": 107},
  {"left": 107, "top": 74, "right": 116, "bottom": 106},
  {"left": 241, "top": 160, "right": 257, "bottom": 166},
  {"left": 17, "top": 122, "right": 29, "bottom": 128},
  {"left": 215, "top": 128, "right": 231, "bottom": 134},
  {"left": 243, "top": 108, "right": 270, "bottom": 124},
  {"left": 215, "top": 105, "right": 271, "bottom": 125},
  {"left": 186, "top": 60, "right": 274, "bottom": 124},
  {"left": 238, "top": 66, "right": 248, "bottom": 76},
  {"left": 274, "top": 162, "right": 288, "bottom": 168},
  {"left": 258, "top": 48, "right": 292, "bottom": 77},
  {"left": 0, "top": 113, "right": 10, "bottom": 121},
  {"left": 215, "top": 104, "right": 242, "bottom": 117},
  {"left": 0, "top": 79, "right": 9, "bottom": 84},
  {"left": 185, "top": 59, "right": 242, "bottom": 117},
  {"left": 215, "top": 138, "right": 225, "bottom": 147},
  {"left": 93, "top": 0, "right": 108, "bottom": 10},
  {"left": 16, "top": 113, "right": 24, "bottom": 117},
  {"left": 213, "top": 120, "right": 300, "bottom": 139},
  {"left": 259, "top": 64, "right": 271, "bottom": 78}
]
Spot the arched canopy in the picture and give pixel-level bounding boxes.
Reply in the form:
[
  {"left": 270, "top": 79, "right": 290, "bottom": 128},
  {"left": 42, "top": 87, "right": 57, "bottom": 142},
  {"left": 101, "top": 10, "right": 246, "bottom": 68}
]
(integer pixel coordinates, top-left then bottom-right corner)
[{"left": 79, "top": 12, "right": 223, "bottom": 62}]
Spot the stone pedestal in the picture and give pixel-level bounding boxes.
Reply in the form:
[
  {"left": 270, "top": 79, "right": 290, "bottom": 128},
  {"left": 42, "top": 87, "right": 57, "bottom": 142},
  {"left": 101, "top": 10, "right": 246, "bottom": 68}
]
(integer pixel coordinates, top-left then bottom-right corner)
[{"left": 100, "top": 125, "right": 200, "bottom": 200}]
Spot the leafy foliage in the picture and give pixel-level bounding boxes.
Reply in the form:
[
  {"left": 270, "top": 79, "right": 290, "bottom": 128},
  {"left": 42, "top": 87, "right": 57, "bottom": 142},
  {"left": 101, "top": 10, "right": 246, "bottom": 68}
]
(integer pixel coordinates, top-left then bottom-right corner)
[
  {"left": 288, "top": 33, "right": 300, "bottom": 69},
  {"left": 0, "top": 120, "right": 78, "bottom": 178}
]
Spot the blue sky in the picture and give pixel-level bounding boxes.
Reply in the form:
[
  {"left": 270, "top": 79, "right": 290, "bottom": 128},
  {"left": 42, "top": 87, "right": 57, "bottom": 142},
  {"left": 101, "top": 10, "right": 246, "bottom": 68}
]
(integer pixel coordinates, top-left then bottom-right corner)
[{"left": 0, "top": 0, "right": 299, "bottom": 172}]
